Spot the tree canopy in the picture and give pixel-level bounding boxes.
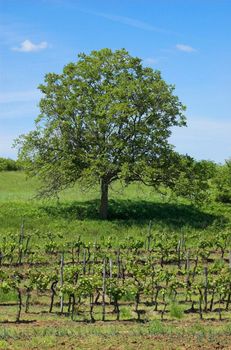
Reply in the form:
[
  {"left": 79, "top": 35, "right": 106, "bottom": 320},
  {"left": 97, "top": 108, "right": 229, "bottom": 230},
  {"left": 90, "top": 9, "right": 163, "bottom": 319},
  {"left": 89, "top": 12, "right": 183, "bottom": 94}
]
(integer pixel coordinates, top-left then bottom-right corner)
[
  {"left": 170, "top": 157, "right": 217, "bottom": 204},
  {"left": 16, "top": 48, "right": 187, "bottom": 219},
  {"left": 212, "top": 159, "right": 231, "bottom": 203},
  {"left": 0, "top": 157, "right": 21, "bottom": 171}
]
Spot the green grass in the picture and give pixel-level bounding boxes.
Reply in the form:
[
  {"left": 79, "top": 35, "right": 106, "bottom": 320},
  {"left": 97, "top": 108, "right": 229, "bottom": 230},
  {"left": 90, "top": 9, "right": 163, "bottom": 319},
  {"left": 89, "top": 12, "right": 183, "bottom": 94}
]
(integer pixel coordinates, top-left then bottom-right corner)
[
  {"left": 0, "top": 171, "right": 231, "bottom": 246},
  {"left": 0, "top": 317, "right": 231, "bottom": 349},
  {"left": 169, "top": 302, "right": 185, "bottom": 319}
]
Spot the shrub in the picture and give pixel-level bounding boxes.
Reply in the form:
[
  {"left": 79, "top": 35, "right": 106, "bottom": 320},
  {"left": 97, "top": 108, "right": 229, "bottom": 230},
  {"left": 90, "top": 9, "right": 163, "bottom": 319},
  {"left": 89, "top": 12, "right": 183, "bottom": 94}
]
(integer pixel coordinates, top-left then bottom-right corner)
[
  {"left": 0, "top": 158, "right": 22, "bottom": 171},
  {"left": 212, "top": 160, "right": 231, "bottom": 203}
]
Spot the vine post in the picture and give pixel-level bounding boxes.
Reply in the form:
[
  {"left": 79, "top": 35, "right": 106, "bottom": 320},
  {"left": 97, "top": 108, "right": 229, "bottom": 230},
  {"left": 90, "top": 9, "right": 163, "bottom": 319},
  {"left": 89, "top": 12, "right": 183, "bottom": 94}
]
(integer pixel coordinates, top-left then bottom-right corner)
[{"left": 60, "top": 252, "right": 64, "bottom": 314}]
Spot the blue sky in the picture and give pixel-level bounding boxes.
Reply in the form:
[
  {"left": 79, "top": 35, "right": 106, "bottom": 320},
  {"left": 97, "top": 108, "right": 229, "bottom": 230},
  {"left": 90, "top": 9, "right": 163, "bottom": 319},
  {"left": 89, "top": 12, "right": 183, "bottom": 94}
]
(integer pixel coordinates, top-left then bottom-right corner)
[{"left": 0, "top": 0, "right": 230, "bottom": 163}]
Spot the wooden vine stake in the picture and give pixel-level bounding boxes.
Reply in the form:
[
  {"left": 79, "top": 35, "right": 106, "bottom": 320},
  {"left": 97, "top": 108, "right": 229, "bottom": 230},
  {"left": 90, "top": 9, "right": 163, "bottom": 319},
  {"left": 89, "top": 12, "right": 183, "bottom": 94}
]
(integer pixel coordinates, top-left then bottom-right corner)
[
  {"left": 16, "top": 287, "right": 22, "bottom": 323},
  {"left": 204, "top": 266, "right": 208, "bottom": 312},
  {"left": 186, "top": 249, "right": 190, "bottom": 271},
  {"left": 18, "top": 219, "right": 25, "bottom": 265},
  {"left": 102, "top": 258, "right": 106, "bottom": 321},
  {"left": 177, "top": 238, "right": 181, "bottom": 269},
  {"left": 83, "top": 248, "right": 86, "bottom": 275},
  {"left": 147, "top": 220, "right": 152, "bottom": 251},
  {"left": 60, "top": 252, "right": 64, "bottom": 314},
  {"left": 117, "top": 249, "right": 121, "bottom": 278},
  {"left": 109, "top": 258, "right": 113, "bottom": 304},
  {"left": 185, "top": 250, "right": 190, "bottom": 301}
]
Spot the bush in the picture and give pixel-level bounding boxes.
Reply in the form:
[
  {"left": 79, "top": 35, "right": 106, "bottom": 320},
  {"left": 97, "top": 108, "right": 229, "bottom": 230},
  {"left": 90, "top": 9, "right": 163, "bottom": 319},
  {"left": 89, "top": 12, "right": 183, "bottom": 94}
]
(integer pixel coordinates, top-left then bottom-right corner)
[
  {"left": 212, "top": 160, "right": 231, "bottom": 203},
  {"left": 0, "top": 158, "right": 22, "bottom": 171}
]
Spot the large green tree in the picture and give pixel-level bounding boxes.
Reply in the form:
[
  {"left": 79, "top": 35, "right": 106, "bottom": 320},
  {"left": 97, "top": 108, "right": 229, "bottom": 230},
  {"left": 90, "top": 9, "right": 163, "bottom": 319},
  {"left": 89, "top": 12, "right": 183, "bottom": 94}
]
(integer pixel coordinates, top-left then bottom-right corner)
[{"left": 16, "top": 48, "right": 186, "bottom": 219}]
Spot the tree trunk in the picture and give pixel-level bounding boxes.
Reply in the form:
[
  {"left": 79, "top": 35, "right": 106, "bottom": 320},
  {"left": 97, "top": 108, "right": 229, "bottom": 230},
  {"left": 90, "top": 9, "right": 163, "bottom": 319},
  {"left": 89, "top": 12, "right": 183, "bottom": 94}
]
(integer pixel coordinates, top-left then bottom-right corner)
[{"left": 99, "top": 178, "right": 109, "bottom": 220}]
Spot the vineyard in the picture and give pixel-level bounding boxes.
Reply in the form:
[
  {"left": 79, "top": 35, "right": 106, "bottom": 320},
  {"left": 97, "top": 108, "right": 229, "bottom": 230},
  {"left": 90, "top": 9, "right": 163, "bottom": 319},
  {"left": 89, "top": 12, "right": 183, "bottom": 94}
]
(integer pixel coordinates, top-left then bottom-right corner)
[
  {"left": 1, "top": 221, "right": 231, "bottom": 324},
  {"left": 1, "top": 173, "right": 231, "bottom": 349}
]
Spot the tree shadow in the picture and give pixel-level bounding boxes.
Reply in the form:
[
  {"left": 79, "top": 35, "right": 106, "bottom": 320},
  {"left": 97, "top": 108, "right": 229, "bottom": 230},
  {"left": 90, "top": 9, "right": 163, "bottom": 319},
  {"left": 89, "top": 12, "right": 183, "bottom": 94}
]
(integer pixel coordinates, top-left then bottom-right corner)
[
  {"left": 40, "top": 199, "right": 227, "bottom": 230},
  {"left": 0, "top": 319, "right": 36, "bottom": 324}
]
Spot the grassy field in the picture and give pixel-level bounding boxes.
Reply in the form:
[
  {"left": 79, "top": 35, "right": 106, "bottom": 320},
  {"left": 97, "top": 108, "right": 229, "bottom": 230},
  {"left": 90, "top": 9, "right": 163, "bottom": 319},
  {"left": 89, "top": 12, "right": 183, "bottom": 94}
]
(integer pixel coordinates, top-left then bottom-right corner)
[
  {"left": 1, "top": 171, "right": 231, "bottom": 349},
  {"left": 0, "top": 171, "right": 230, "bottom": 244}
]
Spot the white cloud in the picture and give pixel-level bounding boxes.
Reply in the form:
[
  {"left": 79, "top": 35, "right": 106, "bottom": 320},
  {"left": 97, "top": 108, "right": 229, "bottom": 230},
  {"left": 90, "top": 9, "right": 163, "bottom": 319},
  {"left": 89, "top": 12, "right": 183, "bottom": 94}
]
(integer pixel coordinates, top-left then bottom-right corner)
[
  {"left": 176, "top": 44, "right": 197, "bottom": 53},
  {"left": 88, "top": 11, "right": 175, "bottom": 34},
  {"left": 98, "top": 13, "right": 161, "bottom": 31},
  {"left": 12, "top": 39, "right": 48, "bottom": 52}
]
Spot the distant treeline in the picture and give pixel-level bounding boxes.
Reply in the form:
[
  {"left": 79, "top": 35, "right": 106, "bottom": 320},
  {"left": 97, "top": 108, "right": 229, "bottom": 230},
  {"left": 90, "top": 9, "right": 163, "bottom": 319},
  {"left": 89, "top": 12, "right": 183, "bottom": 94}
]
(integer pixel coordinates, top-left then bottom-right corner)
[
  {"left": 0, "top": 156, "right": 230, "bottom": 204},
  {"left": 0, "top": 157, "right": 22, "bottom": 171}
]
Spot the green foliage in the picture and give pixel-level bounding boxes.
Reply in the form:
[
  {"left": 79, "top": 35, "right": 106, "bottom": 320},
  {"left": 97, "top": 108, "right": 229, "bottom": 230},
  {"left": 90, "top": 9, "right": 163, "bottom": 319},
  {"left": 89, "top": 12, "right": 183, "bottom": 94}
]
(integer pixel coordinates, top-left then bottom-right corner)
[
  {"left": 119, "top": 306, "right": 132, "bottom": 319},
  {"left": 213, "top": 159, "right": 231, "bottom": 203},
  {"left": 0, "top": 158, "right": 21, "bottom": 171},
  {"left": 148, "top": 320, "right": 167, "bottom": 334},
  {"left": 15, "top": 48, "right": 186, "bottom": 218},
  {"left": 169, "top": 302, "right": 184, "bottom": 319},
  {"left": 0, "top": 289, "right": 17, "bottom": 302},
  {"left": 170, "top": 157, "right": 217, "bottom": 204}
]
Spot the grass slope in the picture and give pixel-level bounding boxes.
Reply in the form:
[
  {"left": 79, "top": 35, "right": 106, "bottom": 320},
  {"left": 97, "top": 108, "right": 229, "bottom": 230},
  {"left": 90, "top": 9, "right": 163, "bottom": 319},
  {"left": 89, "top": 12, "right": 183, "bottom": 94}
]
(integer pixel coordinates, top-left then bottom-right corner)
[{"left": 0, "top": 171, "right": 230, "bottom": 245}]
